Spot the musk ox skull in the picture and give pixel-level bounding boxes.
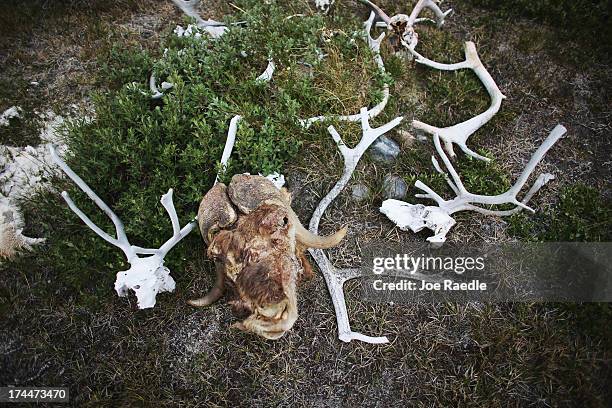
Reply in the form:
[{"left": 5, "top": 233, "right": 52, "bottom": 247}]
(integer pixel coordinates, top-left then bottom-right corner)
[{"left": 189, "top": 174, "right": 346, "bottom": 340}]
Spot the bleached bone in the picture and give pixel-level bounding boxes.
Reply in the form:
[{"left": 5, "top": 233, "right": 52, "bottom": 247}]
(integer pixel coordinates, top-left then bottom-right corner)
[
  {"left": 255, "top": 59, "right": 275, "bottom": 83},
  {"left": 49, "top": 145, "right": 197, "bottom": 309},
  {"left": 170, "top": 0, "right": 228, "bottom": 38},
  {"left": 0, "top": 198, "right": 45, "bottom": 259},
  {"left": 299, "top": 12, "right": 389, "bottom": 129},
  {"left": 381, "top": 125, "right": 567, "bottom": 245},
  {"left": 215, "top": 115, "right": 241, "bottom": 184},
  {"left": 315, "top": 0, "right": 335, "bottom": 14},
  {"left": 359, "top": 0, "right": 452, "bottom": 49},
  {"left": 409, "top": 41, "right": 506, "bottom": 161},
  {"left": 308, "top": 107, "right": 403, "bottom": 343},
  {"left": 149, "top": 73, "right": 174, "bottom": 100},
  {"left": 151, "top": 58, "right": 273, "bottom": 101}
]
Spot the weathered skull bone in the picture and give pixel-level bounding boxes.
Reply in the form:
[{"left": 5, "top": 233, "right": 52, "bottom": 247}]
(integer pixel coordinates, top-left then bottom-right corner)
[
  {"left": 359, "top": 0, "right": 452, "bottom": 51},
  {"left": 189, "top": 174, "right": 346, "bottom": 340},
  {"left": 380, "top": 201, "right": 456, "bottom": 246}
]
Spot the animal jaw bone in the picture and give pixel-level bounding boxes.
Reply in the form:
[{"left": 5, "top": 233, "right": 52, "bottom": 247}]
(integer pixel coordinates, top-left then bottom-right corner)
[
  {"left": 381, "top": 125, "right": 567, "bottom": 245},
  {"left": 299, "top": 12, "right": 389, "bottom": 129},
  {"left": 409, "top": 41, "right": 506, "bottom": 161},
  {"left": 49, "top": 145, "right": 196, "bottom": 309},
  {"left": 308, "top": 108, "right": 403, "bottom": 343}
]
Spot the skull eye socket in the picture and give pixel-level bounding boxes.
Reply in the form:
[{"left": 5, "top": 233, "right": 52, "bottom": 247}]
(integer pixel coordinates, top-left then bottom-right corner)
[{"left": 282, "top": 216, "right": 289, "bottom": 226}]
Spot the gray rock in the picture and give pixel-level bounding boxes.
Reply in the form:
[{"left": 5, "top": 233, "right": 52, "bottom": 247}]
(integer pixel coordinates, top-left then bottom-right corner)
[
  {"left": 370, "top": 135, "right": 400, "bottom": 163},
  {"left": 383, "top": 175, "right": 408, "bottom": 200},
  {"left": 351, "top": 183, "right": 369, "bottom": 202}
]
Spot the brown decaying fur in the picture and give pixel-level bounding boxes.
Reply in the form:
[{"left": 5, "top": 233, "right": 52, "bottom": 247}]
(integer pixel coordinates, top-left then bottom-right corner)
[{"left": 190, "top": 175, "right": 345, "bottom": 339}]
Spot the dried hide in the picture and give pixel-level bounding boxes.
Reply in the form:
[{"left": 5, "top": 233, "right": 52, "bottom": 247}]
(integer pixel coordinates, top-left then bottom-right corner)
[{"left": 190, "top": 174, "right": 346, "bottom": 340}]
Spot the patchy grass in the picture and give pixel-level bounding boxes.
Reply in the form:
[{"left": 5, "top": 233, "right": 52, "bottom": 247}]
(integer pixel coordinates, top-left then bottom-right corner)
[
  {"left": 509, "top": 184, "right": 612, "bottom": 242},
  {"left": 465, "top": 0, "right": 612, "bottom": 66}
]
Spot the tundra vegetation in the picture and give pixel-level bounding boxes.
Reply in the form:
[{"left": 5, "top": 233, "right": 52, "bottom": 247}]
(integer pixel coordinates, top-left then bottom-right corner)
[{"left": 0, "top": 0, "right": 610, "bottom": 406}]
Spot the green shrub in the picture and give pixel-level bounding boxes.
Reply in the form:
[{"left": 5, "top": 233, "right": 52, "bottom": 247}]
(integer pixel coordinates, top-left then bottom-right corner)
[
  {"left": 509, "top": 184, "right": 612, "bottom": 242},
  {"left": 3, "top": 0, "right": 388, "bottom": 304}
]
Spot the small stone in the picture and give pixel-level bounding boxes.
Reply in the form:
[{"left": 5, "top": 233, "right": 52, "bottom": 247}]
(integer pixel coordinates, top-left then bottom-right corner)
[
  {"left": 351, "top": 183, "right": 369, "bottom": 201},
  {"left": 397, "top": 130, "right": 416, "bottom": 147},
  {"left": 383, "top": 175, "right": 408, "bottom": 200},
  {"left": 370, "top": 135, "right": 400, "bottom": 163}
]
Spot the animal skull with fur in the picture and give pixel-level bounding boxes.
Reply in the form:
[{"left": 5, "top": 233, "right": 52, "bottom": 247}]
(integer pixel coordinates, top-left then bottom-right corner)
[{"left": 189, "top": 174, "right": 346, "bottom": 340}]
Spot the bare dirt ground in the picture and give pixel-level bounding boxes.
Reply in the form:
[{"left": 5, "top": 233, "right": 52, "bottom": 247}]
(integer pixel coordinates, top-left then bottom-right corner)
[{"left": 1, "top": 1, "right": 610, "bottom": 406}]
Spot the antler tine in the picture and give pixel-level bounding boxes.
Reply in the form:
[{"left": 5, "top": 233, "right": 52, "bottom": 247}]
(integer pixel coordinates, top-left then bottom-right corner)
[
  {"left": 157, "top": 188, "right": 198, "bottom": 256},
  {"left": 411, "top": 42, "right": 505, "bottom": 161},
  {"left": 408, "top": 0, "right": 452, "bottom": 27},
  {"left": 49, "top": 145, "right": 135, "bottom": 260},
  {"left": 432, "top": 133, "right": 467, "bottom": 194},
  {"left": 358, "top": 0, "right": 392, "bottom": 24},
  {"left": 508, "top": 125, "right": 567, "bottom": 197},
  {"left": 161, "top": 189, "right": 180, "bottom": 235},
  {"left": 215, "top": 115, "right": 242, "bottom": 184}
]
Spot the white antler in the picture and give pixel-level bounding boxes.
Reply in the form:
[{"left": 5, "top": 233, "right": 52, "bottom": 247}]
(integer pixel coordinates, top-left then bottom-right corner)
[
  {"left": 49, "top": 145, "right": 197, "bottom": 308},
  {"left": 409, "top": 41, "right": 506, "bottom": 161},
  {"left": 360, "top": 0, "right": 452, "bottom": 49},
  {"left": 407, "top": 0, "right": 452, "bottom": 28},
  {"left": 170, "top": 0, "right": 228, "bottom": 38},
  {"left": 299, "top": 12, "right": 389, "bottom": 128},
  {"left": 215, "top": 115, "right": 242, "bottom": 184},
  {"left": 308, "top": 108, "right": 403, "bottom": 344},
  {"left": 381, "top": 125, "right": 567, "bottom": 245},
  {"left": 255, "top": 59, "right": 275, "bottom": 83}
]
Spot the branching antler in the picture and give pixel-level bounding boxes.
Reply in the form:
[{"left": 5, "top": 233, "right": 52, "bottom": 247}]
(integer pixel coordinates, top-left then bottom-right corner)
[
  {"left": 360, "top": 0, "right": 452, "bottom": 49},
  {"left": 381, "top": 125, "right": 567, "bottom": 245},
  {"left": 409, "top": 41, "right": 506, "bottom": 161},
  {"left": 49, "top": 145, "right": 197, "bottom": 308},
  {"left": 308, "top": 108, "right": 407, "bottom": 343}
]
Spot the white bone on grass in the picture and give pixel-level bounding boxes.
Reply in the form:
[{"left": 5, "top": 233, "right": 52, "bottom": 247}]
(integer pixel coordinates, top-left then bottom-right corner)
[
  {"left": 170, "top": 0, "right": 228, "bottom": 38},
  {"left": 381, "top": 125, "right": 567, "bottom": 245},
  {"left": 308, "top": 108, "right": 403, "bottom": 343},
  {"left": 315, "top": 0, "right": 335, "bottom": 14},
  {"left": 359, "top": 0, "right": 452, "bottom": 49},
  {"left": 149, "top": 73, "right": 165, "bottom": 100},
  {"left": 299, "top": 12, "right": 389, "bottom": 129},
  {"left": 49, "top": 145, "right": 197, "bottom": 309},
  {"left": 215, "top": 115, "right": 241, "bottom": 184},
  {"left": 409, "top": 41, "right": 506, "bottom": 161},
  {"left": 255, "top": 59, "right": 275, "bottom": 83},
  {"left": 262, "top": 172, "right": 285, "bottom": 189},
  {"left": 0, "top": 111, "right": 66, "bottom": 258},
  {"left": 0, "top": 106, "right": 22, "bottom": 127}
]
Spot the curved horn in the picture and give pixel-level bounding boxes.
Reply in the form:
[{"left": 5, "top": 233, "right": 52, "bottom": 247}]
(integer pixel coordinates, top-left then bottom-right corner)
[
  {"left": 187, "top": 262, "right": 225, "bottom": 307},
  {"left": 288, "top": 207, "right": 347, "bottom": 249}
]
